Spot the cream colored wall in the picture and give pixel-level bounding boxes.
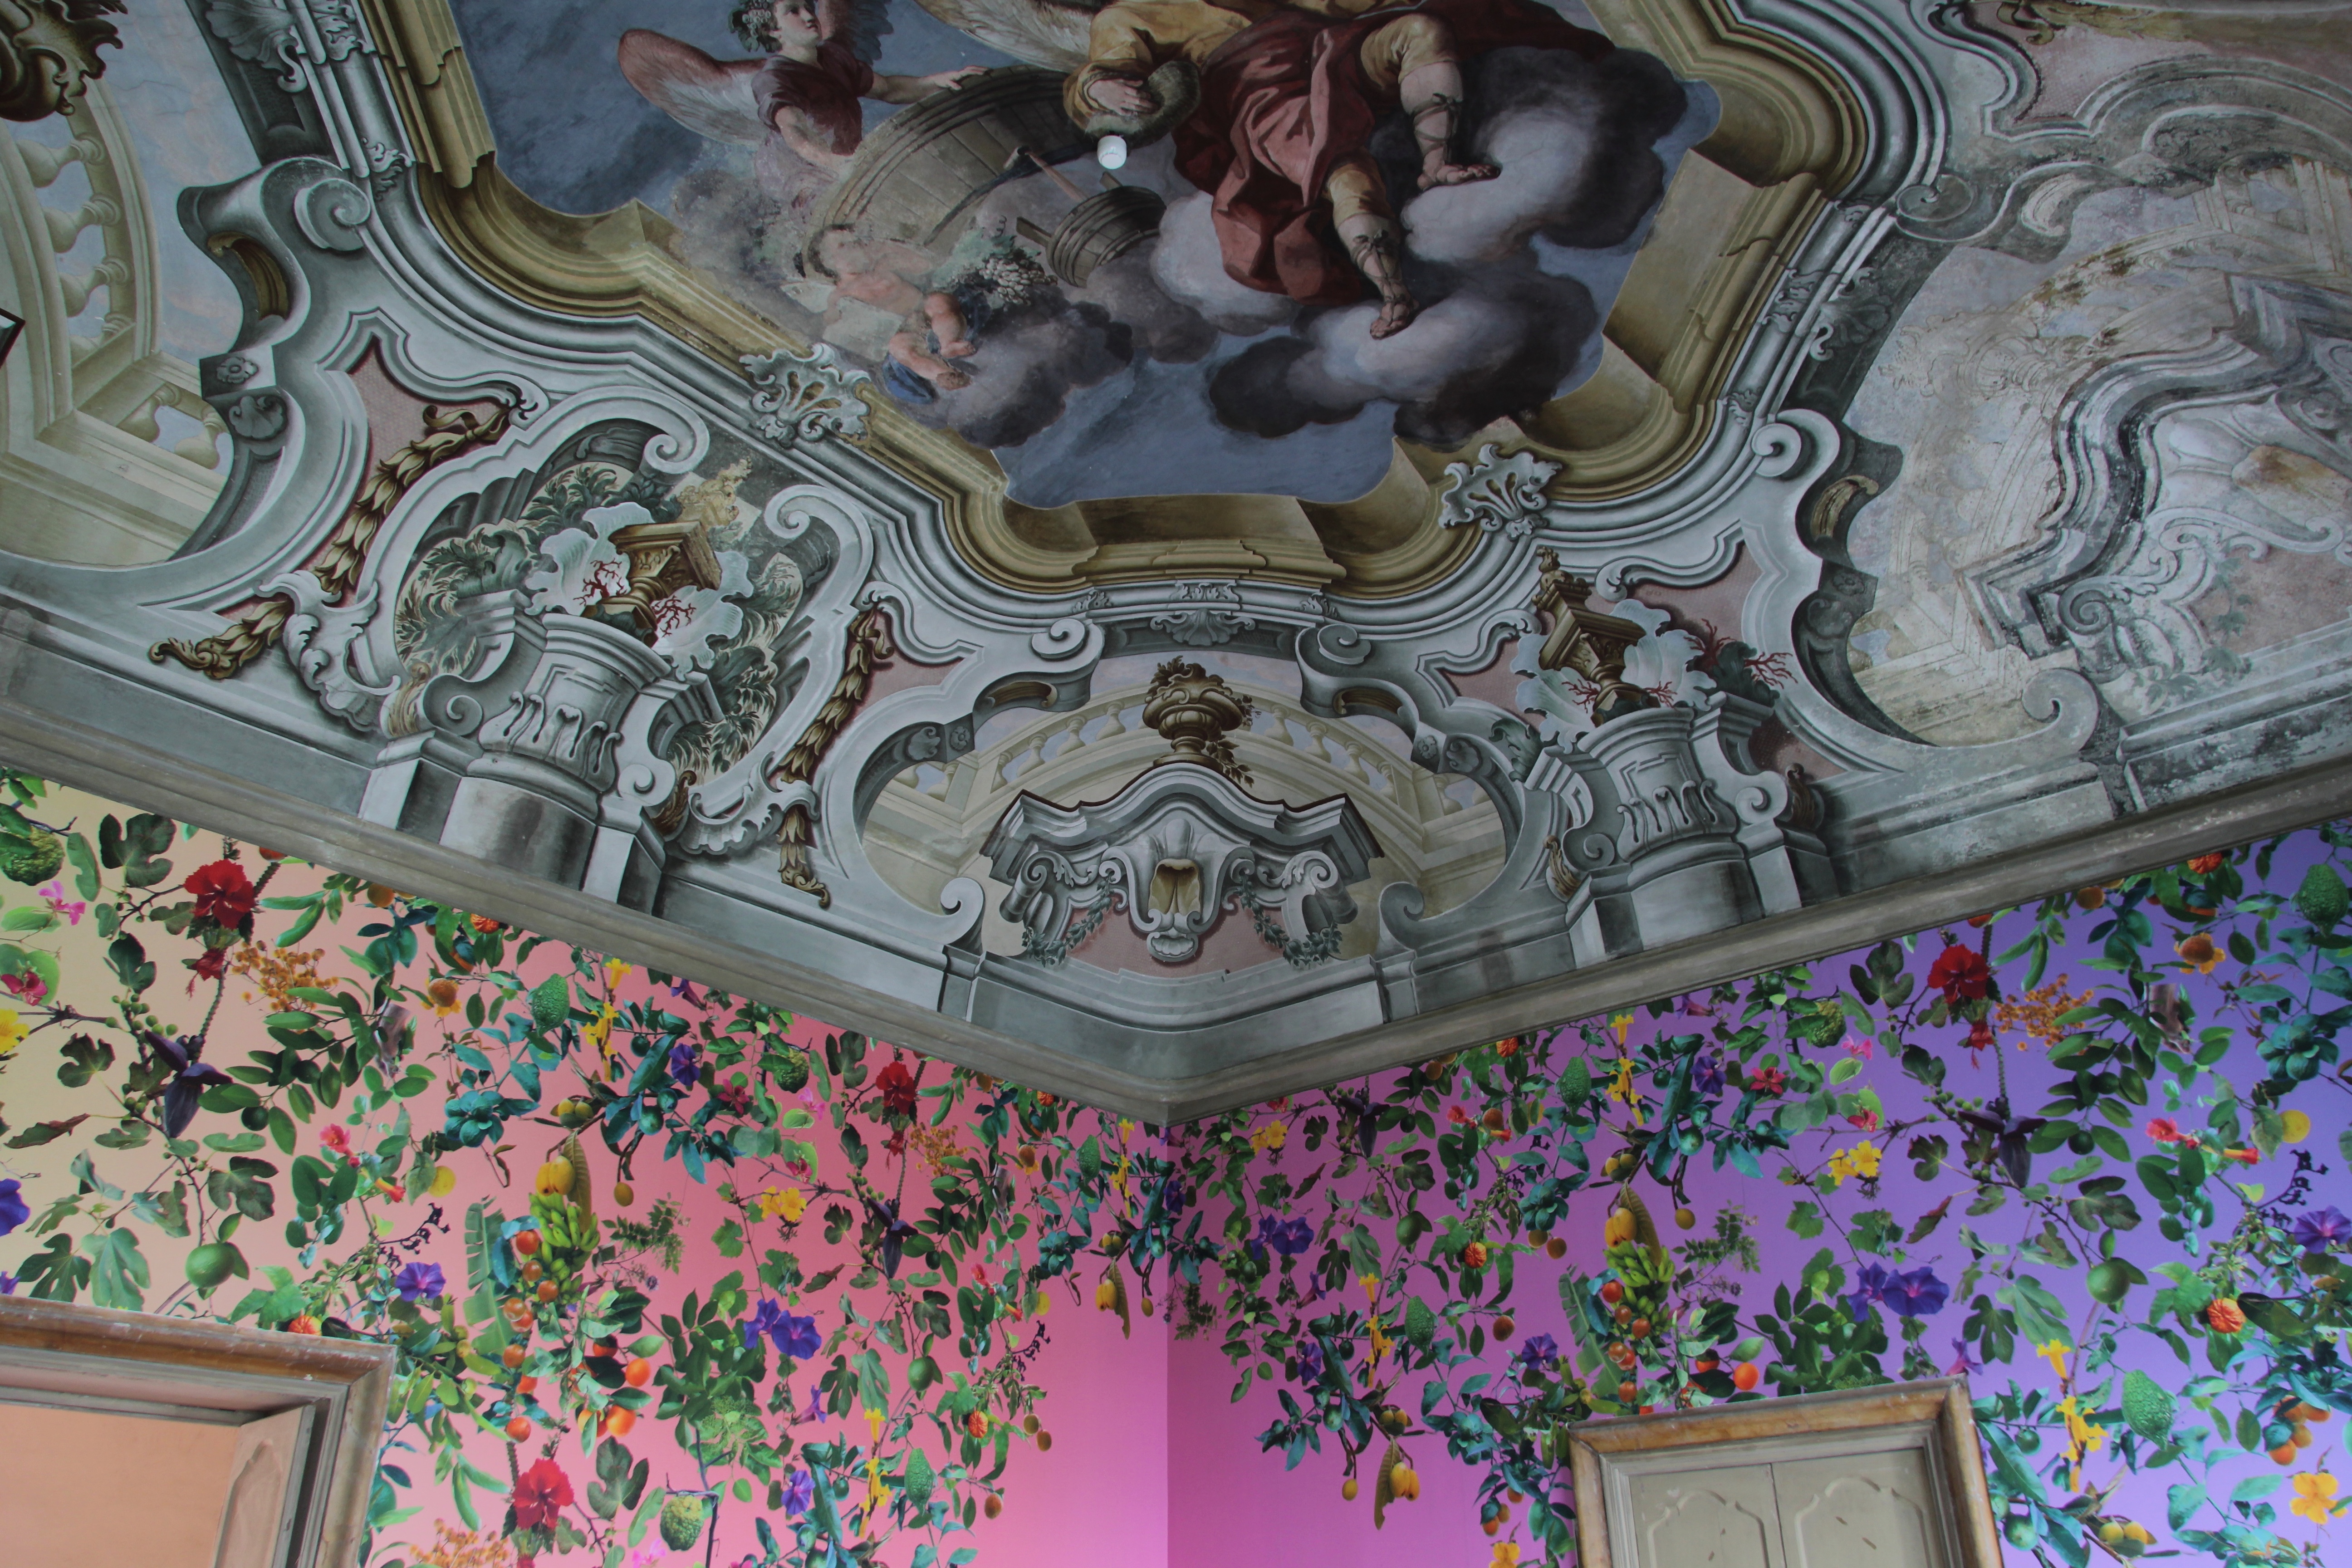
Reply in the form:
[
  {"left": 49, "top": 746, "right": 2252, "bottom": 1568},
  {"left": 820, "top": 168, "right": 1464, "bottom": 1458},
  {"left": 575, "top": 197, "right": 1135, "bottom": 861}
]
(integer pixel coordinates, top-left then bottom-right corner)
[{"left": 0, "top": 1401, "right": 242, "bottom": 1568}]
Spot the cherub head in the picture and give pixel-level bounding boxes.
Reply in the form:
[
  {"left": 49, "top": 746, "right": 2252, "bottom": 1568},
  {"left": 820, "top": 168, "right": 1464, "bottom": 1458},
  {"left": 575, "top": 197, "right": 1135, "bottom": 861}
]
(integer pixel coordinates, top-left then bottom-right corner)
[{"left": 730, "top": 0, "right": 822, "bottom": 54}]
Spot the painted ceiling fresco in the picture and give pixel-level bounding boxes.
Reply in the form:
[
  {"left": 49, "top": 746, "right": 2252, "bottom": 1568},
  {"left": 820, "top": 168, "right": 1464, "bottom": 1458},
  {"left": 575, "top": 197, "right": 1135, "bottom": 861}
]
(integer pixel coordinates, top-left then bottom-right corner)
[{"left": 1, "top": 0, "right": 2350, "bottom": 1116}]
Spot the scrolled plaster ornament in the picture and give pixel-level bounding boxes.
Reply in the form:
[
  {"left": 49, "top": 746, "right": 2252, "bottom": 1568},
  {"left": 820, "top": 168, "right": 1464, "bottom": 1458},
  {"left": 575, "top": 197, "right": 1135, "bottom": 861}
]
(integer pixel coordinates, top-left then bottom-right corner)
[
  {"left": 744, "top": 344, "right": 872, "bottom": 448},
  {"left": 1435, "top": 444, "right": 1561, "bottom": 537},
  {"left": 0, "top": 0, "right": 122, "bottom": 123}
]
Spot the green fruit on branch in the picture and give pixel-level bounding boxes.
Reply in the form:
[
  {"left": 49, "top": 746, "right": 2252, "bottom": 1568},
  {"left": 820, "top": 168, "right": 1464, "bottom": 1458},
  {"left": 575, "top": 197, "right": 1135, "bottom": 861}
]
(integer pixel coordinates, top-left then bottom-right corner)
[
  {"left": 658, "top": 1493, "right": 707, "bottom": 1551},
  {"left": 771, "top": 1046, "right": 811, "bottom": 1093},
  {"left": 528, "top": 974, "right": 569, "bottom": 1032},
  {"left": 2120, "top": 1370, "right": 2175, "bottom": 1443},
  {"left": 0, "top": 826, "right": 63, "bottom": 887},
  {"left": 185, "top": 1241, "right": 241, "bottom": 1290}
]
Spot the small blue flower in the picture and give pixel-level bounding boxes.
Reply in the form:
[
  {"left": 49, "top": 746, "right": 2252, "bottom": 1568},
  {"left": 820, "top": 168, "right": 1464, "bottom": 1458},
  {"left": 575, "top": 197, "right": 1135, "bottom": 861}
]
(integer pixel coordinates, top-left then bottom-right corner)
[
  {"left": 743, "top": 1298, "right": 821, "bottom": 1360},
  {"left": 668, "top": 1042, "right": 699, "bottom": 1088},
  {"left": 1517, "top": 1332, "right": 1561, "bottom": 1369},
  {"left": 0, "top": 1269, "right": 16, "bottom": 1294},
  {"left": 1294, "top": 1338, "right": 1326, "bottom": 1385},
  {"left": 0, "top": 1178, "right": 28, "bottom": 1237},
  {"left": 1882, "top": 1267, "right": 1950, "bottom": 1319},
  {"left": 1255, "top": 1215, "right": 1314, "bottom": 1258},
  {"left": 1691, "top": 1053, "right": 1725, "bottom": 1098},
  {"left": 1844, "top": 1262, "right": 1891, "bottom": 1321},
  {"left": 392, "top": 1261, "right": 445, "bottom": 1303},
  {"left": 779, "top": 1469, "right": 815, "bottom": 1516},
  {"left": 2292, "top": 1206, "right": 2351, "bottom": 1254}
]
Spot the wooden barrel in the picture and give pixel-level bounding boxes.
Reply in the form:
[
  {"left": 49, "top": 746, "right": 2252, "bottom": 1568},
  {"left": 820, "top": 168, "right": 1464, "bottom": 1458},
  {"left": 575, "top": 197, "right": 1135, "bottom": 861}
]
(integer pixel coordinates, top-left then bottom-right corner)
[
  {"left": 1045, "top": 186, "right": 1168, "bottom": 287},
  {"left": 804, "top": 66, "right": 1092, "bottom": 270}
]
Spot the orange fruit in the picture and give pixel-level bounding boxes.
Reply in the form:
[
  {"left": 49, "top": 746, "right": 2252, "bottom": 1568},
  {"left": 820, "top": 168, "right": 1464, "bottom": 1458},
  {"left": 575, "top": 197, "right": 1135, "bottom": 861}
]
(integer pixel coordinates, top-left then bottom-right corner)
[
  {"left": 1493, "top": 1317, "right": 1515, "bottom": 1340},
  {"left": 603, "top": 1407, "right": 637, "bottom": 1437},
  {"left": 536, "top": 1280, "right": 559, "bottom": 1303},
  {"left": 1546, "top": 1238, "right": 1567, "bottom": 1259},
  {"left": 1618, "top": 1380, "right": 1638, "bottom": 1402},
  {"left": 502, "top": 1345, "right": 526, "bottom": 1369},
  {"left": 984, "top": 1496, "right": 1003, "bottom": 1519},
  {"left": 1342, "top": 1477, "right": 1358, "bottom": 1501},
  {"left": 1733, "top": 1362, "right": 1761, "bottom": 1392},
  {"left": 505, "top": 1416, "right": 531, "bottom": 1441},
  {"left": 517, "top": 1375, "right": 538, "bottom": 1396},
  {"left": 1036, "top": 1430, "right": 1053, "bottom": 1453},
  {"left": 514, "top": 1231, "right": 541, "bottom": 1256}
]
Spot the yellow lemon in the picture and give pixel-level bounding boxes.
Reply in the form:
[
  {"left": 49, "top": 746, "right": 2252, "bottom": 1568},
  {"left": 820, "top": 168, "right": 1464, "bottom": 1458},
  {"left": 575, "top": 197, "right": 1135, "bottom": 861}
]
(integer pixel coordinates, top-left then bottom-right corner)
[
  {"left": 534, "top": 1156, "right": 574, "bottom": 1197},
  {"left": 2282, "top": 1110, "right": 2312, "bottom": 1144},
  {"left": 428, "top": 1165, "right": 458, "bottom": 1198}
]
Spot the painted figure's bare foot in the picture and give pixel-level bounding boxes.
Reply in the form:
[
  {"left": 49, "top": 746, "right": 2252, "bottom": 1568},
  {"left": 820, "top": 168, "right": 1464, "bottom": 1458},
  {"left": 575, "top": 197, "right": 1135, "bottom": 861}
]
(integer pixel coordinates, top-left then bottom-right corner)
[
  {"left": 923, "top": 292, "right": 975, "bottom": 358},
  {"left": 1419, "top": 157, "right": 1498, "bottom": 190},
  {"left": 1370, "top": 292, "right": 1419, "bottom": 339},
  {"left": 890, "top": 331, "right": 970, "bottom": 390}
]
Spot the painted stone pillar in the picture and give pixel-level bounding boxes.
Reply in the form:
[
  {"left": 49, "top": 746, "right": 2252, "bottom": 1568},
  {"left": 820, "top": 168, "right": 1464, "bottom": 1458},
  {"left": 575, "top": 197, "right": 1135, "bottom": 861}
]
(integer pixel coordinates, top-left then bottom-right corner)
[
  {"left": 441, "top": 615, "right": 675, "bottom": 886},
  {"left": 1581, "top": 705, "right": 1762, "bottom": 947}
]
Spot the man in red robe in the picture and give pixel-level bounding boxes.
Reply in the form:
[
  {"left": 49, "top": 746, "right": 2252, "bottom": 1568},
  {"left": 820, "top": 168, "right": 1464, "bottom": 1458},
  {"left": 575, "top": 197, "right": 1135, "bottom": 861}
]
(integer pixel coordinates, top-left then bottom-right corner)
[{"left": 1065, "top": 0, "right": 1612, "bottom": 338}]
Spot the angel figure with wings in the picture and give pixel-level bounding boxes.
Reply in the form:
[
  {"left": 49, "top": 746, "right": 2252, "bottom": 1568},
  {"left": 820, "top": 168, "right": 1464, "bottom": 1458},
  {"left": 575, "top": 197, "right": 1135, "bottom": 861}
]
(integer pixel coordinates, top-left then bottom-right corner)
[{"left": 620, "top": 0, "right": 982, "bottom": 211}]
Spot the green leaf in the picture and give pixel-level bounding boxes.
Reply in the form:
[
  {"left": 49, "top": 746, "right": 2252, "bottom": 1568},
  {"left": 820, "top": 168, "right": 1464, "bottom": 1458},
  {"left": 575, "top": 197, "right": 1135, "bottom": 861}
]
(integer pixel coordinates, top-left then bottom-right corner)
[{"left": 82, "top": 1229, "right": 149, "bottom": 1310}]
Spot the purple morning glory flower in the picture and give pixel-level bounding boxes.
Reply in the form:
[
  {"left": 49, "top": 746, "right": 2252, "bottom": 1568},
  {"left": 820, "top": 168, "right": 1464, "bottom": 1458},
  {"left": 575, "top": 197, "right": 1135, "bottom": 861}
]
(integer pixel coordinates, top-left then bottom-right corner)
[
  {"left": 1518, "top": 1333, "right": 1561, "bottom": 1368},
  {"left": 1255, "top": 1215, "right": 1314, "bottom": 1258},
  {"left": 1294, "top": 1338, "right": 1326, "bottom": 1385},
  {"left": 392, "top": 1261, "right": 445, "bottom": 1303},
  {"left": 779, "top": 1469, "right": 815, "bottom": 1516},
  {"left": 667, "top": 1042, "right": 699, "bottom": 1088},
  {"left": 2291, "top": 1206, "right": 2351, "bottom": 1254},
  {"left": 1692, "top": 1053, "right": 1725, "bottom": 1097},
  {"left": 744, "top": 1298, "right": 820, "bottom": 1360},
  {"left": 1844, "top": 1262, "right": 1891, "bottom": 1320},
  {"left": 0, "top": 1270, "right": 15, "bottom": 1295},
  {"left": 140, "top": 1030, "right": 233, "bottom": 1139},
  {"left": 1945, "top": 1338, "right": 1978, "bottom": 1377},
  {"left": 0, "top": 1178, "right": 28, "bottom": 1236},
  {"left": 1882, "top": 1267, "right": 1950, "bottom": 1318}
]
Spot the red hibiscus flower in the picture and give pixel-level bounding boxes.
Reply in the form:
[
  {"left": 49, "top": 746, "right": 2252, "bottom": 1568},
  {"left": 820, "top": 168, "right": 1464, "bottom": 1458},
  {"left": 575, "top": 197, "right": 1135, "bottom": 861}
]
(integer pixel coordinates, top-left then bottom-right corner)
[
  {"left": 511, "top": 1458, "right": 573, "bottom": 1532},
  {"left": 1927, "top": 945, "right": 1991, "bottom": 1005},
  {"left": 1748, "top": 1067, "right": 1787, "bottom": 1095},
  {"left": 874, "top": 1061, "right": 918, "bottom": 1119},
  {"left": 1966, "top": 1017, "right": 1995, "bottom": 1053},
  {"left": 185, "top": 860, "right": 257, "bottom": 927}
]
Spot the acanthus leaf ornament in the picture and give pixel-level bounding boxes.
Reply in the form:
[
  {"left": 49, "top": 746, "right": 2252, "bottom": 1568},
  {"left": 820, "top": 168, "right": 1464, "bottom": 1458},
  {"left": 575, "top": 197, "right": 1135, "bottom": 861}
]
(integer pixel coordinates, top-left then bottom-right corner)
[
  {"left": 1435, "top": 443, "right": 1559, "bottom": 537},
  {"left": 744, "top": 343, "right": 872, "bottom": 449},
  {"left": 0, "top": 0, "right": 123, "bottom": 123}
]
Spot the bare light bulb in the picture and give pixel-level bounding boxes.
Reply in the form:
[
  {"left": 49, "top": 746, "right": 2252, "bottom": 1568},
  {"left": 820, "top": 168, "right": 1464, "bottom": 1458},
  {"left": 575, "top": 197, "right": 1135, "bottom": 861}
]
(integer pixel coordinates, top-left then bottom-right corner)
[{"left": 1096, "top": 135, "right": 1129, "bottom": 172}]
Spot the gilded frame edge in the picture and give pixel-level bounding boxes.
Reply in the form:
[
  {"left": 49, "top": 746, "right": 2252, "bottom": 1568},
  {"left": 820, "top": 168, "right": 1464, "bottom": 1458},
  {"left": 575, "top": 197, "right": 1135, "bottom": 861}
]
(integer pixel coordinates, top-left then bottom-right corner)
[
  {"left": 1564, "top": 1377, "right": 2003, "bottom": 1568},
  {"left": 0, "top": 1294, "right": 397, "bottom": 1568}
]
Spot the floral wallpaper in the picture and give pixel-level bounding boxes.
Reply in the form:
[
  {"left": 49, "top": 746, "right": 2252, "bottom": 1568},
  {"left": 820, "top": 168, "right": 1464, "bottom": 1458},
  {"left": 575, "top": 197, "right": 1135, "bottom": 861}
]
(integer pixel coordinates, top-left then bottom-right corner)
[{"left": 0, "top": 766, "right": 2346, "bottom": 1568}]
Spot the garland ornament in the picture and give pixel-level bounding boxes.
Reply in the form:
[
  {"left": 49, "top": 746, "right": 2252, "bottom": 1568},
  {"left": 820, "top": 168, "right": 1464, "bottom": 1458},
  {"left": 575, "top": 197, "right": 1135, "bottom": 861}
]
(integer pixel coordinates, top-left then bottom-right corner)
[
  {"left": 150, "top": 402, "right": 514, "bottom": 679},
  {"left": 769, "top": 605, "right": 894, "bottom": 906}
]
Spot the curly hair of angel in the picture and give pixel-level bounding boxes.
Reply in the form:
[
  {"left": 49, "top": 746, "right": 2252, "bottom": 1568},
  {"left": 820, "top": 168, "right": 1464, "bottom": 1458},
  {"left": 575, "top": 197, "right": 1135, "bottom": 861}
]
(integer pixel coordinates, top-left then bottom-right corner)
[{"left": 730, "top": 0, "right": 786, "bottom": 53}]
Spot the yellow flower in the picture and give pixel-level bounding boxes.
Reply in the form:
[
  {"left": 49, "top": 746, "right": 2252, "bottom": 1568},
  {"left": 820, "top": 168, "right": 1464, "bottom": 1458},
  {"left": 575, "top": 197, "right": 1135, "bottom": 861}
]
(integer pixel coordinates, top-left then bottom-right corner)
[
  {"left": 2036, "top": 1340, "right": 2070, "bottom": 1380},
  {"left": 604, "top": 960, "right": 633, "bottom": 989},
  {"left": 583, "top": 1000, "right": 620, "bottom": 1053},
  {"left": 2291, "top": 1471, "right": 2339, "bottom": 1525},
  {"left": 1492, "top": 1546, "right": 1521, "bottom": 1568},
  {"left": 1605, "top": 1056, "right": 1636, "bottom": 1104},
  {"left": 1250, "top": 1122, "right": 1288, "bottom": 1152},
  {"left": 755, "top": 1188, "right": 807, "bottom": 1223},
  {"left": 1825, "top": 1142, "right": 1882, "bottom": 1186},
  {"left": 1610, "top": 1013, "right": 1632, "bottom": 1044},
  {"left": 0, "top": 1008, "right": 22, "bottom": 1056},
  {"left": 1117, "top": 1118, "right": 1137, "bottom": 1141}
]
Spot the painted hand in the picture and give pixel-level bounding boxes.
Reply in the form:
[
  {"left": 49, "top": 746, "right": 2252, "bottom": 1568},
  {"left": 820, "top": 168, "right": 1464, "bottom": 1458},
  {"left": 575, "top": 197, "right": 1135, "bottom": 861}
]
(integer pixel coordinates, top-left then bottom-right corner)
[{"left": 1087, "top": 76, "right": 1156, "bottom": 118}]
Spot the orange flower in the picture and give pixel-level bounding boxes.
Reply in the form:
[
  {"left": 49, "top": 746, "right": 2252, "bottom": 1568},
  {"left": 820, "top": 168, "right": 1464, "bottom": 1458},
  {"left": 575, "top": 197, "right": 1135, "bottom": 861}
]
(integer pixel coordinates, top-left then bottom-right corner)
[
  {"left": 2176, "top": 933, "right": 2222, "bottom": 973},
  {"left": 2208, "top": 1298, "right": 2247, "bottom": 1335},
  {"left": 470, "top": 913, "right": 502, "bottom": 934},
  {"left": 286, "top": 1313, "right": 321, "bottom": 1335},
  {"left": 2187, "top": 852, "right": 2227, "bottom": 875}
]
